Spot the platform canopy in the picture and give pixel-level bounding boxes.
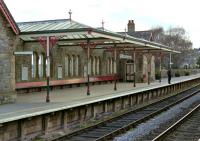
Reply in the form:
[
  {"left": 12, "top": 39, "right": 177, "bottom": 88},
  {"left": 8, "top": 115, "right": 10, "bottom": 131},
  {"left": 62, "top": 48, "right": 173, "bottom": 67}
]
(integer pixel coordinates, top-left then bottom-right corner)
[{"left": 18, "top": 19, "right": 179, "bottom": 53}]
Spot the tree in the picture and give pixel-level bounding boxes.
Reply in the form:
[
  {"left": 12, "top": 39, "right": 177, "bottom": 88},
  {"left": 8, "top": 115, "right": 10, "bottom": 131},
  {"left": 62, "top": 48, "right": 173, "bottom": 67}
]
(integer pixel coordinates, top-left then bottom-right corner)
[
  {"left": 150, "top": 26, "right": 193, "bottom": 68},
  {"left": 196, "top": 56, "right": 200, "bottom": 68}
]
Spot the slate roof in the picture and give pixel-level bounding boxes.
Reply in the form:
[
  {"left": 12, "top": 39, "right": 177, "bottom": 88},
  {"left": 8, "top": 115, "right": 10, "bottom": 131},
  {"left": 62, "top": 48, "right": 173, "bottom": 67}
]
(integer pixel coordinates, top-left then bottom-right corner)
[
  {"left": 17, "top": 19, "right": 91, "bottom": 33},
  {"left": 118, "top": 30, "right": 154, "bottom": 41},
  {"left": 16, "top": 19, "right": 178, "bottom": 53}
]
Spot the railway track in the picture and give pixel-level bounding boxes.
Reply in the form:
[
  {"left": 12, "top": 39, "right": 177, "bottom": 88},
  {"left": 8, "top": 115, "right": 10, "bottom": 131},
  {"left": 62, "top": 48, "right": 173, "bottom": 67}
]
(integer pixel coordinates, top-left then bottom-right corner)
[
  {"left": 116, "top": 93, "right": 200, "bottom": 141},
  {"left": 152, "top": 104, "right": 200, "bottom": 141},
  {"left": 53, "top": 85, "right": 200, "bottom": 141}
]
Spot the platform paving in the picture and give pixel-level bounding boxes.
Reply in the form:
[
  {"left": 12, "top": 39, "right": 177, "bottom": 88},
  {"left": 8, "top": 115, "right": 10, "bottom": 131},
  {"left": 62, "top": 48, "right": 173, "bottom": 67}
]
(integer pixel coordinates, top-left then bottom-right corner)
[{"left": 0, "top": 74, "right": 200, "bottom": 123}]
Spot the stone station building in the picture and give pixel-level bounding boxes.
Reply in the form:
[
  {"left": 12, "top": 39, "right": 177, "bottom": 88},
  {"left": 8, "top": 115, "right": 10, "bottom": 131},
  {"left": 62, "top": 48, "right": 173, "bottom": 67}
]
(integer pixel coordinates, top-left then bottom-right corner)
[
  {"left": 0, "top": 0, "right": 178, "bottom": 104},
  {"left": 0, "top": 0, "right": 19, "bottom": 104}
]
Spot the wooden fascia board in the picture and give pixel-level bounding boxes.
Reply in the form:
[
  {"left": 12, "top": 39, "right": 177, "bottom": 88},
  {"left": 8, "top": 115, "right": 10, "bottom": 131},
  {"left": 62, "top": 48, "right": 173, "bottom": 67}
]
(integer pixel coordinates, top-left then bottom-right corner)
[{"left": 0, "top": 0, "right": 19, "bottom": 34}]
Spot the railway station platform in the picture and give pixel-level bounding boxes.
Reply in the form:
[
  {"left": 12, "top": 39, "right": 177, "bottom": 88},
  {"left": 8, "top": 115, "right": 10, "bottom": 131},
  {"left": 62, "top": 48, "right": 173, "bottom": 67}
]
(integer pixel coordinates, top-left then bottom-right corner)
[{"left": 0, "top": 74, "right": 200, "bottom": 124}]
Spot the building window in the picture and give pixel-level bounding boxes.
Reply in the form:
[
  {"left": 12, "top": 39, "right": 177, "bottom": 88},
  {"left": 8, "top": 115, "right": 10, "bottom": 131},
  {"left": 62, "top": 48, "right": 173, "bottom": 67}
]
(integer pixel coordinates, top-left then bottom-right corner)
[
  {"left": 84, "top": 64, "right": 87, "bottom": 77},
  {"left": 92, "top": 56, "right": 96, "bottom": 76},
  {"left": 88, "top": 57, "right": 91, "bottom": 75},
  {"left": 107, "top": 58, "right": 110, "bottom": 74},
  {"left": 73, "top": 55, "right": 76, "bottom": 76},
  {"left": 45, "top": 58, "right": 51, "bottom": 77},
  {"left": 96, "top": 57, "right": 100, "bottom": 75},
  {"left": 151, "top": 56, "right": 155, "bottom": 77},
  {"left": 32, "top": 53, "right": 37, "bottom": 78},
  {"left": 69, "top": 56, "right": 73, "bottom": 76},
  {"left": 65, "top": 55, "right": 69, "bottom": 77},
  {"left": 94, "top": 57, "right": 97, "bottom": 75},
  {"left": 114, "top": 59, "right": 116, "bottom": 74},
  {"left": 91, "top": 56, "right": 93, "bottom": 75},
  {"left": 110, "top": 58, "right": 113, "bottom": 74},
  {"left": 38, "top": 54, "right": 44, "bottom": 78},
  {"left": 75, "top": 55, "right": 79, "bottom": 76}
]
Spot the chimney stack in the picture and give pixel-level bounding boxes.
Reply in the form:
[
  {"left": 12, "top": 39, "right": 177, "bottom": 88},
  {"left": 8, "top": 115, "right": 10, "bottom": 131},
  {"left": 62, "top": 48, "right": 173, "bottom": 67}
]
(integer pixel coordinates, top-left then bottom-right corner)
[{"left": 127, "top": 20, "right": 135, "bottom": 33}]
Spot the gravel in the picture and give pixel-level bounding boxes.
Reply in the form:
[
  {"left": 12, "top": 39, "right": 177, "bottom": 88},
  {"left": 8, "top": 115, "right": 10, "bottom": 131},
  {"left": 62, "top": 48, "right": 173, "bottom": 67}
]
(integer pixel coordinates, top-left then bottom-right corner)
[{"left": 114, "top": 93, "right": 200, "bottom": 141}]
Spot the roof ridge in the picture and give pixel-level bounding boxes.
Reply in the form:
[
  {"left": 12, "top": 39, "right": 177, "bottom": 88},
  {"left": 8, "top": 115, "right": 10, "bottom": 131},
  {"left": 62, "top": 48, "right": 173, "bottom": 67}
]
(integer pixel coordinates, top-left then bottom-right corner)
[
  {"left": 17, "top": 19, "right": 70, "bottom": 24},
  {"left": 135, "top": 30, "right": 153, "bottom": 32},
  {"left": 71, "top": 20, "right": 92, "bottom": 28}
]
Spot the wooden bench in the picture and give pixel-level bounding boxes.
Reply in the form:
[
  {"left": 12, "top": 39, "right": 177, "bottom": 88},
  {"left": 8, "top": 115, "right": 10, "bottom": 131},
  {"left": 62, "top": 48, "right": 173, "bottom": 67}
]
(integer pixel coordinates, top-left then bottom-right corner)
[{"left": 16, "top": 75, "right": 120, "bottom": 93}]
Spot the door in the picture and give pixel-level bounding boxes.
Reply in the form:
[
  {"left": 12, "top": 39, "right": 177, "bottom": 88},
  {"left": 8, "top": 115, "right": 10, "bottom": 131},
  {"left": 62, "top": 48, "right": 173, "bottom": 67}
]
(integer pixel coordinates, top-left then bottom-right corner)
[{"left": 126, "top": 63, "right": 134, "bottom": 82}]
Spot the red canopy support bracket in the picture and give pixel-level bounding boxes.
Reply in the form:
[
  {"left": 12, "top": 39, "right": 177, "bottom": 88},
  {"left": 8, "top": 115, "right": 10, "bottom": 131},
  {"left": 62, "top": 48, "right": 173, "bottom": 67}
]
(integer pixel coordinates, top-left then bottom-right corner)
[{"left": 38, "top": 36, "right": 58, "bottom": 53}]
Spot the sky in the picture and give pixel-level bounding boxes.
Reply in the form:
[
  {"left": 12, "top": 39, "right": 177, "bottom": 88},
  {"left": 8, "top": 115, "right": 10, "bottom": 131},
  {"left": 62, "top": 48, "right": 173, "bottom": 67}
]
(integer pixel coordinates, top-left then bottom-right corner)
[{"left": 3, "top": 0, "right": 200, "bottom": 48}]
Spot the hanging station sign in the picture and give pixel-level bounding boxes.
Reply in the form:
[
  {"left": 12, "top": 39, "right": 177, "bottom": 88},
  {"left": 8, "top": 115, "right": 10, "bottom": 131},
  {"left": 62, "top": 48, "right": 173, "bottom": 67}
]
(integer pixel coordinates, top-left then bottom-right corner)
[{"left": 119, "top": 54, "right": 132, "bottom": 59}]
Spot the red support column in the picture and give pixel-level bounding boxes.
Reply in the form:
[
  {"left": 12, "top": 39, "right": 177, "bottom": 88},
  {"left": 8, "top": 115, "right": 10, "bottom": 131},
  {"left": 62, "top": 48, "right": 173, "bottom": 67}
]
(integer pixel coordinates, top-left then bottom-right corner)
[
  {"left": 38, "top": 36, "right": 58, "bottom": 102},
  {"left": 146, "top": 51, "right": 152, "bottom": 85},
  {"left": 35, "top": 53, "right": 39, "bottom": 79},
  {"left": 159, "top": 52, "right": 162, "bottom": 83},
  {"left": 46, "top": 36, "right": 50, "bottom": 102},
  {"left": 114, "top": 46, "right": 117, "bottom": 91},
  {"left": 133, "top": 49, "right": 136, "bottom": 87},
  {"left": 80, "top": 41, "right": 96, "bottom": 96},
  {"left": 43, "top": 54, "right": 46, "bottom": 78},
  {"left": 87, "top": 40, "right": 90, "bottom": 96}
]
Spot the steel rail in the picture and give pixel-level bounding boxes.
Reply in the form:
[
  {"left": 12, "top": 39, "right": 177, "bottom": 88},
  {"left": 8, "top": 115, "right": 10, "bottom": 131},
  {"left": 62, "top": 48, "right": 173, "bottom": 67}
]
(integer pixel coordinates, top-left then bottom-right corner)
[
  {"left": 52, "top": 85, "right": 200, "bottom": 141},
  {"left": 152, "top": 103, "right": 200, "bottom": 141},
  {"left": 94, "top": 88, "right": 200, "bottom": 141}
]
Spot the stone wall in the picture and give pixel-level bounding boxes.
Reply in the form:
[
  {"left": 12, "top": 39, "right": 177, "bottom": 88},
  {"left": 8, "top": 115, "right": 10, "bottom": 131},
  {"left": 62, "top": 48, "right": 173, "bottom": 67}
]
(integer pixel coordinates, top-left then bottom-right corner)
[
  {"left": 135, "top": 54, "right": 143, "bottom": 82},
  {"left": 15, "top": 40, "right": 157, "bottom": 89},
  {"left": 15, "top": 42, "right": 115, "bottom": 82},
  {"left": 142, "top": 54, "right": 155, "bottom": 82},
  {"left": 107, "top": 52, "right": 155, "bottom": 83},
  {"left": 0, "top": 12, "right": 17, "bottom": 104}
]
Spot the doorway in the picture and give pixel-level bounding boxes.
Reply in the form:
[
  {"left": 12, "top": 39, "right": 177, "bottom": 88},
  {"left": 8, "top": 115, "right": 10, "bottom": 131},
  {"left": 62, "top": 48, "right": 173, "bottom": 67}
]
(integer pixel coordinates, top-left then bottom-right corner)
[{"left": 126, "top": 60, "right": 134, "bottom": 82}]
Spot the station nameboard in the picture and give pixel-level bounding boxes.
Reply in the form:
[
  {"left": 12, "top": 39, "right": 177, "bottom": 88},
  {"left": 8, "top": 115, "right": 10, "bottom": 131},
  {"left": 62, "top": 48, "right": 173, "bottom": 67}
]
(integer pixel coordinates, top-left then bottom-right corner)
[{"left": 119, "top": 54, "right": 132, "bottom": 59}]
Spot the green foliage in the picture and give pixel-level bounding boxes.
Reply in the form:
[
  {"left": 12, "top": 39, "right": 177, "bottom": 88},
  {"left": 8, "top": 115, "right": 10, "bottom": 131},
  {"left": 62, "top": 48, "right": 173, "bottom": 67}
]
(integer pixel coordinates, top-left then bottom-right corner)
[
  {"left": 184, "top": 71, "right": 190, "bottom": 76},
  {"left": 155, "top": 73, "right": 161, "bottom": 80},
  {"left": 196, "top": 56, "right": 200, "bottom": 68},
  {"left": 175, "top": 71, "right": 180, "bottom": 77}
]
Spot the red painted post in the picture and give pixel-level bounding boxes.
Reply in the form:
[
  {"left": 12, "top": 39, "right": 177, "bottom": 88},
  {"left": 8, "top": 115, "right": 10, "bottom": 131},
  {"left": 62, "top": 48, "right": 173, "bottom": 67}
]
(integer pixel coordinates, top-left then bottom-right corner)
[
  {"left": 38, "top": 36, "right": 58, "bottom": 102},
  {"left": 87, "top": 40, "right": 90, "bottom": 95},
  {"left": 147, "top": 51, "right": 152, "bottom": 85},
  {"left": 46, "top": 36, "right": 50, "bottom": 102},
  {"left": 133, "top": 49, "right": 136, "bottom": 87},
  {"left": 114, "top": 46, "right": 117, "bottom": 91}
]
